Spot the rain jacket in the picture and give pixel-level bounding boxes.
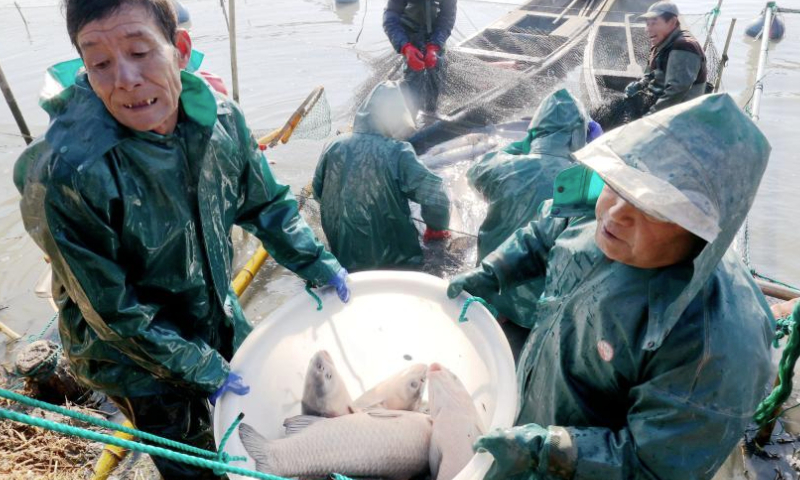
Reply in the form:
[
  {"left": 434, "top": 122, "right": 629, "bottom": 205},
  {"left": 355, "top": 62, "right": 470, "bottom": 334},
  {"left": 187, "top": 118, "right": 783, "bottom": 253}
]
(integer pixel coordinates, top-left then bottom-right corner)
[
  {"left": 467, "top": 89, "right": 587, "bottom": 328},
  {"left": 642, "top": 27, "right": 708, "bottom": 113},
  {"left": 476, "top": 94, "right": 774, "bottom": 479},
  {"left": 384, "top": 0, "right": 457, "bottom": 51},
  {"left": 14, "top": 68, "right": 342, "bottom": 398},
  {"left": 313, "top": 82, "right": 450, "bottom": 272}
]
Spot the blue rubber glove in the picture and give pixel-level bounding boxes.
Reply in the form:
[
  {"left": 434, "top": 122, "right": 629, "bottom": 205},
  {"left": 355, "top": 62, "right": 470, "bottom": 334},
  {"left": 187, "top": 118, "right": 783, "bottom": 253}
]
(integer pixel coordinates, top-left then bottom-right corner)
[
  {"left": 328, "top": 268, "right": 350, "bottom": 303},
  {"left": 209, "top": 372, "right": 250, "bottom": 406},
  {"left": 587, "top": 120, "right": 603, "bottom": 142},
  {"left": 474, "top": 424, "right": 549, "bottom": 480}
]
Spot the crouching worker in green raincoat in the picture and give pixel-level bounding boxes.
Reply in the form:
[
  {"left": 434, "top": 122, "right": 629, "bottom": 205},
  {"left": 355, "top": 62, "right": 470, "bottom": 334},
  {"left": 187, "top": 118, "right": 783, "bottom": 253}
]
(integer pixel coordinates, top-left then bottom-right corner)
[
  {"left": 13, "top": 1, "right": 349, "bottom": 478},
  {"left": 467, "top": 89, "right": 599, "bottom": 357},
  {"left": 448, "top": 94, "right": 774, "bottom": 479},
  {"left": 313, "top": 81, "right": 451, "bottom": 272}
]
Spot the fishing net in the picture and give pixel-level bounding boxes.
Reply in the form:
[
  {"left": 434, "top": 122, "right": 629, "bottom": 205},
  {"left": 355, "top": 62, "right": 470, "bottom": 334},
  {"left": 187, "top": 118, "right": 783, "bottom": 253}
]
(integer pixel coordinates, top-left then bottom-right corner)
[
  {"left": 253, "top": 88, "right": 333, "bottom": 144},
  {"left": 345, "top": 3, "right": 724, "bottom": 149}
]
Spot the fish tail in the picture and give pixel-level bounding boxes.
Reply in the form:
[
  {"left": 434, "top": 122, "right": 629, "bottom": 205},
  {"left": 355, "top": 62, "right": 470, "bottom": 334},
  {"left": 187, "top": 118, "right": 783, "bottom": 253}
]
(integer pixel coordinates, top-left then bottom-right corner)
[{"left": 238, "top": 422, "right": 277, "bottom": 473}]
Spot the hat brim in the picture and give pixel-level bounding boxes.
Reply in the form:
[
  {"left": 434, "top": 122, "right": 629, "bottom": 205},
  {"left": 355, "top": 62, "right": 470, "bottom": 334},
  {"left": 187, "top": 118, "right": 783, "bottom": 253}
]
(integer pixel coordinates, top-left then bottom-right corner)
[
  {"left": 638, "top": 11, "right": 662, "bottom": 19},
  {"left": 573, "top": 142, "right": 721, "bottom": 243}
]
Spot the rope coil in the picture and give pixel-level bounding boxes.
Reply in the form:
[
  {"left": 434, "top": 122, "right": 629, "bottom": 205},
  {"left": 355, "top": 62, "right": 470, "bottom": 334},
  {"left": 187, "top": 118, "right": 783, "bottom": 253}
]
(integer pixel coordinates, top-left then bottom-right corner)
[{"left": 754, "top": 301, "right": 800, "bottom": 427}]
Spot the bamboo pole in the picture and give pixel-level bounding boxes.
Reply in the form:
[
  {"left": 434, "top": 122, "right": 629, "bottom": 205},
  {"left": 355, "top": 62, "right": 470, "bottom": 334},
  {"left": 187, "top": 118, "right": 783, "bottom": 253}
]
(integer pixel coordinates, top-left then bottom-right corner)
[
  {"left": 713, "top": 18, "right": 736, "bottom": 92},
  {"left": 703, "top": 0, "right": 724, "bottom": 52},
  {"left": 229, "top": 0, "right": 240, "bottom": 104},
  {"left": 0, "top": 60, "right": 32, "bottom": 145},
  {"left": 751, "top": 2, "right": 775, "bottom": 122},
  {"left": 0, "top": 320, "right": 21, "bottom": 341}
]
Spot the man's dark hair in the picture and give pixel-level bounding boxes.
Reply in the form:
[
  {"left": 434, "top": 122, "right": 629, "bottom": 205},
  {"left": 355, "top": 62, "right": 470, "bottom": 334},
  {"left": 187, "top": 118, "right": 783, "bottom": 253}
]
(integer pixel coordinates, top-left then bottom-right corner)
[{"left": 65, "top": 0, "right": 178, "bottom": 52}]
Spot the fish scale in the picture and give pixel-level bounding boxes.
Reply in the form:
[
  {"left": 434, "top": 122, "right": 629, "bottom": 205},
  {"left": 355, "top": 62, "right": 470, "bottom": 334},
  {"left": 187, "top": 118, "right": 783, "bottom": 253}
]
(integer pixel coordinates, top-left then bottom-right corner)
[{"left": 240, "top": 411, "right": 432, "bottom": 480}]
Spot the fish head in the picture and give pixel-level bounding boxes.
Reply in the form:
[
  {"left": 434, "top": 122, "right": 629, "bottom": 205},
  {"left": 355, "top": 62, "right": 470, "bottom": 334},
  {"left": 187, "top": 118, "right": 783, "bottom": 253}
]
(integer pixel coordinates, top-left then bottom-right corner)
[
  {"left": 427, "top": 363, "right": 475, "bottom": 418},
  {"left": 389, "top": 363, "right": 428, "bottom": 411},
  {"left": 304, "top": 350, "right": 344, "bottom": 401}
]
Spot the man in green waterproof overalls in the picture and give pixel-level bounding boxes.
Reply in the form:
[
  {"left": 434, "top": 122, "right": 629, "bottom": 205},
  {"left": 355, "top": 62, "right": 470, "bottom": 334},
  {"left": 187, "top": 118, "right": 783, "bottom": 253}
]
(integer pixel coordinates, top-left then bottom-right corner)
[
  {"left": 383, "top": 0, "right": 457, "bottom": 117},
  {"left": 449, "top": 94, "right": 774, "bottom": 479},
  {"left": 14, "top": 1, "right": 350, "bottom": 478}
]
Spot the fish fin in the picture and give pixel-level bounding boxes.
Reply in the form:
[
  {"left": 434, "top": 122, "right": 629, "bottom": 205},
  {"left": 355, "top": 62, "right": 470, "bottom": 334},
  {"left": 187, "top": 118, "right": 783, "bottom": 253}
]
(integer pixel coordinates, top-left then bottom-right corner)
[
  {"left": 365, "top": 409, "right": 404, "bottom": 419},
  {"left": 238, "top": 423, "right": 275, "bottom": 473},
  {"left": 283, "top": 414, "right": 325, "bottom": 436}
]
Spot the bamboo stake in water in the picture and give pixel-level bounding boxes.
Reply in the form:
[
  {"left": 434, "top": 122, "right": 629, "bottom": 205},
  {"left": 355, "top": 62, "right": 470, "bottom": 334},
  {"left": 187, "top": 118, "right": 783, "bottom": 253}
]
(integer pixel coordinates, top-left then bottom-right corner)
[
  {"left": 713, "top": 18, "right": 736, "bottom": 93},
  {"left": 703, "top": 0, "right": 724, "bottom": 52},
  {"left": 228, "top": 0, "right": 240, "bottom": 104},
  {"left": 0, "top": 61, "right": 32, "bottom": 145},
  {"left": 751, "top": 2, "right": 775, "bottom": 122}
]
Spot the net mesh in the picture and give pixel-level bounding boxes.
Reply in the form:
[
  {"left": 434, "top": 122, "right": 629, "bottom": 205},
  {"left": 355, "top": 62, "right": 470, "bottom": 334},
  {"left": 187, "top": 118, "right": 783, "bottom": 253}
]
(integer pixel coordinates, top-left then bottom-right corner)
[
  {"left": 253, "top": 89, "right": 333, "bottom": 143},
  {"left": 344, "top": 6, "right": 723, "bottom": 143}
]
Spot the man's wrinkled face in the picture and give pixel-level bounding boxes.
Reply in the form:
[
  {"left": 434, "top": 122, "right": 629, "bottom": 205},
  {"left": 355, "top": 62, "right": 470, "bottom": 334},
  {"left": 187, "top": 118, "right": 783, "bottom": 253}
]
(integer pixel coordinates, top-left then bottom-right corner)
[
  {"left": 645, "top": 16, "right": 678, "bottom": 47},
  {"left": 77, "top": 4, "right": 191, "bottom": 134},
  {"left": 594, "top": 186, "right": 699, "bottom": 269}
]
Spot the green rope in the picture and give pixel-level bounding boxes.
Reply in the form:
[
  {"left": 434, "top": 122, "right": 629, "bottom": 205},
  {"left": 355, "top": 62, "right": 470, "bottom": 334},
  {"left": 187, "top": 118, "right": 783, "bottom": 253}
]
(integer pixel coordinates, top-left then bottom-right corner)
[
  {"left": 458, "top": 297, "right": 498, "bottom": 323},
  {"left": 752, "top": 269, "right": 800, "bottom": 293},
  {"left": 754, "top": 301, "right": 800, "bottom": 427},
  {"left": 305, "top": 283, "right": 323, "bottom": 311},
  {"left": 0, "top": 405, "right": 356, "bottom": 480},
  {"left": 26, "top": 312, "right": 59, "bottom": 343},
  {"left": 215, "top": 412, "right": 246, "bottom": 475},
  {"left": 0, "top": 388, "right": 242, "bottom": 462},
  {"left": 0, "top": 406, "right": 275, "bottom": 480},
  {"left": 773, "top": 317, "right": 795, "bottom": 348}
]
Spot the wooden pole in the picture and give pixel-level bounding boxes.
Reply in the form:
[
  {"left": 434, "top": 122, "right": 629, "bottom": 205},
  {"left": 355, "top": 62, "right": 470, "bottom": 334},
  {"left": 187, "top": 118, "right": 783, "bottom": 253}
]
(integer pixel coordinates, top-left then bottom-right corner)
[
  {"left": 228, "top": 0, "right": 240, "bottom": 104},
  {"left": 0, "top": 320, "right": 21, "bottom": 341},
  {"left": 703, "top": 0, "right": 724, "bottom": 52},
  {"left": 713, "top": 18, "right": 737, "bottom": 92},
  {"left": 0, "top": 60, "right": 32, "bottom": 145}
]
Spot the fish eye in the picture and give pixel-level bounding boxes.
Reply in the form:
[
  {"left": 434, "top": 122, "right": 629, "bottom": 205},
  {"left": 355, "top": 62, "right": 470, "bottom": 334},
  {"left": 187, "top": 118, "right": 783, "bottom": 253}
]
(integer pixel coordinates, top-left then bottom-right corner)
[
  {"left": 325, "top": 373, "right": 332, "bottom": 380},
  {"left": 316, "top": 362, "right": 324, "bottom": 370}
]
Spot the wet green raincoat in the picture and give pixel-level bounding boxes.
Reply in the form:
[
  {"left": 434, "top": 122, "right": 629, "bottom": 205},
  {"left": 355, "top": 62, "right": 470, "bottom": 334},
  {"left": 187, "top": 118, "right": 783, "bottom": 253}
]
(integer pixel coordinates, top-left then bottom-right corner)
[
  {"left": 312, "top": 82, "right": 450, "bottom": 271},
  {"left": 14, "top": 69, "right": 342, "bottom": 397},
  {"left": 467, "top": 89, "right": 587, "bottom": 328},
  {"left": 470, "top": 95, "right": 774, "bottom": 479}
]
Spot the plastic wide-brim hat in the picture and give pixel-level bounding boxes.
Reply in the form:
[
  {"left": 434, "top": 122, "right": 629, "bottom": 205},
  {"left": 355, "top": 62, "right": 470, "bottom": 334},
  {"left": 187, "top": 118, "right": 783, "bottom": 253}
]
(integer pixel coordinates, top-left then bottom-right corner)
[
  {"left": 639, "top": 0, "right": 679, "bottom": 19},
  {"left": 572, "top": 94, "right": 769, "bottom": 244}
]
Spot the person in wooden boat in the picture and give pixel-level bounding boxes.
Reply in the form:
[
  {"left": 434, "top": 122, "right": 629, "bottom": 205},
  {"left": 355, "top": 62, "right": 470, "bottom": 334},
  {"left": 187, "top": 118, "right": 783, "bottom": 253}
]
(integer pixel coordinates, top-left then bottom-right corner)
[
  {"left": 624, "top": 1, "right": 709, "bottom": 117},
  {"left": 313, "top": 81, "right": 451, "bottom": 272},
  {"left": 465, "top": 88, "right": 600, "bottom": 359},
  {"left": 13, "top": 1, "right": 350, "bottom": 478},
  {"left": 383, "top": 0, "right": 457, "bottom": 116},
  {"left": 448, "top": 94, "right": 774, "bottom": 480}
]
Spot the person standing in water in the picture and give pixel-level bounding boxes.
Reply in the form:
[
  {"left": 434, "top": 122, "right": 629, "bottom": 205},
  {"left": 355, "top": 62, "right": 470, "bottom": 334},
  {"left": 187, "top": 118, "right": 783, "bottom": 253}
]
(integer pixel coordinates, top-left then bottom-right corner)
[{"left": 383, "top": 0, "right": 457, "bottom": 117}]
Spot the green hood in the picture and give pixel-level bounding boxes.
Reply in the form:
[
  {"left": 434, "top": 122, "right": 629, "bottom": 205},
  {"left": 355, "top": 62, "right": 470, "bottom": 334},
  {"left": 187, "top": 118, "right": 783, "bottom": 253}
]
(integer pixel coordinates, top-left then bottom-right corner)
[
  {"left": 503, "top": 88, "right": 588, "bottom": 156},
  {"left": 571, "top": 93, "right": 771, "bottom": 350}
]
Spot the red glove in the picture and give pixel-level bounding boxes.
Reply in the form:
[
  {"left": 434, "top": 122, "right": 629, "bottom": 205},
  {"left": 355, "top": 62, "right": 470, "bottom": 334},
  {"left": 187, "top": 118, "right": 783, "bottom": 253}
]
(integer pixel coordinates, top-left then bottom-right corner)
[
  {"left": 423, "top": 228, "right": 451, "bottom": 243},
  {"left": 424, "top": 44, "right": 441, "bottom": 69},
  {"left": 401, "top": 43, "right": 425, "bottom": 72}
]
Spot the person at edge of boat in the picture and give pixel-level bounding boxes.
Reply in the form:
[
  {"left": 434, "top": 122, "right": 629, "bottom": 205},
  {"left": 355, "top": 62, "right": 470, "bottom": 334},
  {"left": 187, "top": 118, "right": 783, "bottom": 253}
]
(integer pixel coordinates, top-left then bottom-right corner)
[
  {"left": 13, "top": 1, "right": 350, "bottom": 479},
  {"left": 624, "top": 1, "right": 709, "bottom": 117},
  {"left": 466, "top": 88, "right": 602, "bottom": 359},
  {"left": 383, "top": 0, "right": 457, "bottom": 117},
  {"left": 313, "top": 81, "right": 451, "bottom": 272},
  {"left": 447, "top": 94, "right": 774, "bottom": 480}
]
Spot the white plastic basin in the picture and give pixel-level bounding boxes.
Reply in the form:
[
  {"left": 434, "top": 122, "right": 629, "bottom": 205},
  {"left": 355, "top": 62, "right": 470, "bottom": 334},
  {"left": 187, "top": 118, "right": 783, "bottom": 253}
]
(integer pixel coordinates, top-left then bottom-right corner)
[{"left": 214, "top": 270, "right": 517, "bottom": 480}]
